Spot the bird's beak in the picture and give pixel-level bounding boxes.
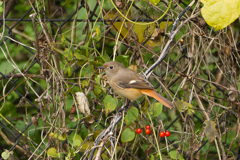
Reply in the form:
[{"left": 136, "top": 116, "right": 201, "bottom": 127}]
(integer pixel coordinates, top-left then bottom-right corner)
[{"left": 98, "top": 66, "right": 104, "bottom": 69}]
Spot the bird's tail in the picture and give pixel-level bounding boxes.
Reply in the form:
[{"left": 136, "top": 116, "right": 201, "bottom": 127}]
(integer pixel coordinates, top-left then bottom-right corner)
[{"left": 141, "top": 89, "right": 174, "bottom": 109}]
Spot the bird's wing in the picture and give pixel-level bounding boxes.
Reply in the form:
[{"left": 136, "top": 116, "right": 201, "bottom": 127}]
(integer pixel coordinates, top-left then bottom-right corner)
[{"left": 114, "top": 69, "right": 154, "bottom": 90}]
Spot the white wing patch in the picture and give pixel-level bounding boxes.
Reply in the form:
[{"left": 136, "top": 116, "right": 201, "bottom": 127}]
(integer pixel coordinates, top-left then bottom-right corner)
[{"left": 129, "top": 80, "right": 137, "bottom": 84}]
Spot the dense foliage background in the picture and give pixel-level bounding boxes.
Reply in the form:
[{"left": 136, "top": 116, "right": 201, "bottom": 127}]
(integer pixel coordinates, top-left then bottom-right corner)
[{"left": 0, "top": 0, "right": 240, "bottom": 159}]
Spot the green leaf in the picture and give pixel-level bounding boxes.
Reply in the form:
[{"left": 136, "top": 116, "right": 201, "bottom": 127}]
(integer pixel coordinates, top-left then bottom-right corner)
[
  {"left": 82, "top": 79, "right": 89, "bottom": 88},
  {"left": 149, "top": 102, "right": 163, "bottom": 117},
  {"left": 68, "top": 147, "right": 75, "bottom": 158},
  {"left": 150, "top": 154, "right": 155, "bottom": 160},
  {"left": 116, "top": 55, "right": 129, "bottom": 66},
  {"left": 75, "top": 54, "right": 86, "bottom": 61},
  {"left": 74, "top": 51, "right": 87, "bottom": 66},
  {"left": 63, "top": 48, "right": 74, "bottom": 61},
  {"left": 61, "top": 34, "right": 66, "bottom": 43},
  {"left": 121, "top": 128, "right": 135, "bottom": 142},
  {"left": 47, "top": 147, "right": 60, "bottom": 158},
  {"left": 81, "top": 65, "right": 93, "bottom": 77},
  {"left": 124, "top": 107, "right": 138, "bottom": 126},
  {"left": 201, "top": 0, "right": 240, "bottom": 31},
  {"left": 92, "top": 25, "right": 101, "bottom": 41},
  {"left": 72, "top": 134, "right": 83, "bottom": 148},
  {"left": 64, "top": 67, "right": 68, "bottom": 75},
  {"left": 94, "top": 85, "right": 102, "bottom": 97},
  {"left": 64, "top": 0, "right": 73, "bottom": 5},
  {"left": 103, "top": 51, "right": 110, "bottom": 62},
  {"left": 96, "top": 56, "right": 105, "bottom": 63},
  {"left": 75, "top": 46, "right": 89, "bottom": 57},
  {"left": 95, "top": 73, "right": 104, "bottom": 86},
  {"left": 89, "top": 60, "right": 103, "bottom": 67},
  {"left": 169, "top": 150, "right": 184, "bottom": 160},
  {"left": 68, "top": 66, "right": 73, "bottom": 77},
  {"left": 141, "top": 144, "right": 149, "bottom": 150},
  {"left": 203, "top": 120, "right": 218, "bottom": 143},
  {"left": 0, "top": 7, "right": 3, "bottom": 12},
  {"left": 104, "top": 95, "right": 117, "bottom": 115},
  {"left": 64, "top": 87, "right": 72, "bottom": 97},
  {"left": 149, "top": 0, "right": 160, "bottom": 6}
]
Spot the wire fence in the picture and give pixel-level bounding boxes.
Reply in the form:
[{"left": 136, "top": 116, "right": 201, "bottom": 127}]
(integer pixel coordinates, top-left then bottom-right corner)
[{"left": 0, "top": 0, "right": 240, "bottom": 159}]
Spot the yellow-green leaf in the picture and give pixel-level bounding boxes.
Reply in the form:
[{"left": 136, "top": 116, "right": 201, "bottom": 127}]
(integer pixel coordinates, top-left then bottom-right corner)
[
  {"left": 149, "top": 0, "right": 160, "bottom": 6},
  {"left": 74, "top": 54, "right": 86, "bottom": 61},
  {"left": 201, "top": 0, "right": 240, "bottom": 31},
  {"left": 203, "top": 120, "right": 218, "bottom": 143},
  {"left": 92, "top": 25, "right": 101, "bottom": 41},
  {"left": 47, "top": 147, "right": 60, "bottom": 158},
  {"left": 176, "top": 101, "right": 195, "bottom": 117},
  {"left": 95, "top": 73, "right": 104, "bottom": 86},
  {"left": 61, "top": 34, "right": 66, "bottom": 43},
  {"left": 94, "top": 85, "right": 102, "bottom": 97},
  {"left": 93, "top": 129, "right": 104, "bottom": 139},
  {"left": 63, "top": 48, "right": 74, "bottom": 61},
  {"left": 72, "top": 134, "right": 83, "bottom": 148},
  {"left": 82, "top": 79, "right": 89, "bottom": 88},
  {"left": 1, "top": 150, "right": 13, "bottom": 160},
  {"left": 175, "top": 101, "right": 191, "bottom": 112},
  {"left": 141, "top": 98, "right": 149, "bottom": 113},
  {"left": 58, "top": 133, "right": 66, "bottom": 141},
  {"left": 68, "top": 66, "right": 73, "bottom": 77},
  {"left": 104, "top": 95, "right": 117, "bottom": 116},
  {"left": 49, "top": 132, "right": 58, "bottom": 139},
  {"left": 187, "top": 105, "right": 195, "bottom": 117}
]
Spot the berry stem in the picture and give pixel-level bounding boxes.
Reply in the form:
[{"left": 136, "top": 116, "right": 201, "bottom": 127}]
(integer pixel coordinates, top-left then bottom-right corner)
[{"left": 147, "top": 111, "right": 162, "bottom": 160}]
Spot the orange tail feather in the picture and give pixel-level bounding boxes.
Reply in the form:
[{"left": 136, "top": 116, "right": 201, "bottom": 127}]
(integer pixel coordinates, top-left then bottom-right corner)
[{"left": 141, "top": 89, "right": 174, "bottom": 109}]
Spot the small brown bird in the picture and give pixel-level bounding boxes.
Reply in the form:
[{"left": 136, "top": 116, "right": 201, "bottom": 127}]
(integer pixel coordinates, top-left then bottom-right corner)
[{"left": 102, "top": 61, "right": 174, "bottom": 109}]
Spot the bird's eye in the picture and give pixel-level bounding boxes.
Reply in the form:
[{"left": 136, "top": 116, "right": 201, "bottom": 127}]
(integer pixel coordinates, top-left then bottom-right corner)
[{"left": 109, "top": 66, "right": 114, "bottom": 69}]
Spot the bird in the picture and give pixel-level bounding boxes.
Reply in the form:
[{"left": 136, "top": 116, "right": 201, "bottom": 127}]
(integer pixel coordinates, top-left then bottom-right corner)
[{"left": 102, "top": 61, "right": 174, "bottom": 109}]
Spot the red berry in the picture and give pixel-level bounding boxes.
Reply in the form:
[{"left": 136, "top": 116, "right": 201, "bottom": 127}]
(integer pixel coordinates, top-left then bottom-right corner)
[
  {"left": 145, "top": 129, "right": 151, "bottom": 135},
  {"left": 136, "top": 128, "right": 142, "bottom": 134},
  {"left": 165, "top": 131, "right": 171, "bottom": 137},
  {"left": 159, "top": 131, "right": 165, "bottom": 137},
  {"left": 145, "top": 125, "right": 151, "bottom": 129}
]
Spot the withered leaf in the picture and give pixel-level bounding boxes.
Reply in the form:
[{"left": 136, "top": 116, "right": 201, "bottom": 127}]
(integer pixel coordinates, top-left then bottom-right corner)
[
  {"left": 150, "top": 28, "right": 164, "bottom": 42},
  {"left": 31, "top": 116, "right": 38, "bottom": 127},
  {"left": 176, "top": 101, "right": 195, "bottom": 117},
  {"left": 228, "top": 85, "right": 236, "bottom": 101},
  {"left": 203, "top": 120, "right": 218, "bottom": 143}
]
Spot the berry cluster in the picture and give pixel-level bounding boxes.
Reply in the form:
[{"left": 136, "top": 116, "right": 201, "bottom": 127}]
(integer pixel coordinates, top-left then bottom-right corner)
[
  {"left": 159, "top": 131, "right": 170, "bottom": 137},
  {"left": 136, "top": 125, "right": 171, "bottom": 137}
]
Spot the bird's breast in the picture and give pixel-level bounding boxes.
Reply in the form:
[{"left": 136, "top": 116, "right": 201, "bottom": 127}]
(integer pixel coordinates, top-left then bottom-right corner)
[{"left": 109, "top": 79, "right": 143, "bottom": 100}]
